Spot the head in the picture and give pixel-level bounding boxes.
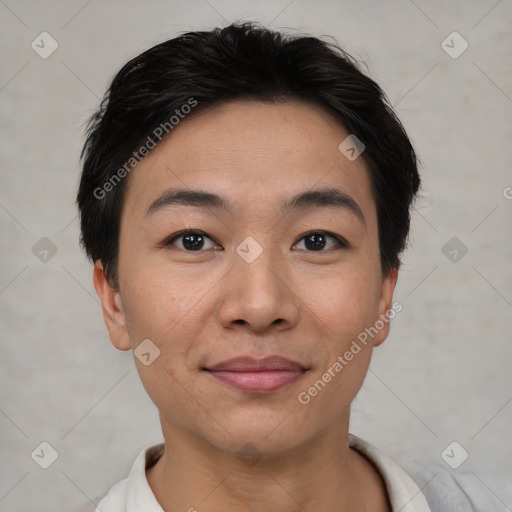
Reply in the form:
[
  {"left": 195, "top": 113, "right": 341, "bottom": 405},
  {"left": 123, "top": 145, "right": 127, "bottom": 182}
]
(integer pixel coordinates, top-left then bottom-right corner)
[{"left": 78, "top": 21, "right": 420, "bottom": 456}]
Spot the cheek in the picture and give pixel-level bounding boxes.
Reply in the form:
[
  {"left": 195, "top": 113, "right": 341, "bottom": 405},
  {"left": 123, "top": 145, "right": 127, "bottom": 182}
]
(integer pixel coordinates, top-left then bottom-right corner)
[
  {"left": 295, "top": 271, "right": 377, "bottom": 416},
  {"left": 119, "top": 256, "right": 210, "bottom": 343},
  {"left": 301, "top": 263, "right": 381, "bottom": 342},
  {"left": 119, "top": 263, "right": 209, "bottom": 422},
  {"left": 118, "top": 258, "right": 221, "bottom": 401},
  {"left": 294, "top": 263, "right": 380, "bottom": 398}
]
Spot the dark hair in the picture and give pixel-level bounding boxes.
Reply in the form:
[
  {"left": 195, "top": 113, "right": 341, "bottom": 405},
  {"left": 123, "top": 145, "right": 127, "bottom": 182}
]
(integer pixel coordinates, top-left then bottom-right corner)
[{"left": 77, "top": 20, "right": 421, "bottom": 289}]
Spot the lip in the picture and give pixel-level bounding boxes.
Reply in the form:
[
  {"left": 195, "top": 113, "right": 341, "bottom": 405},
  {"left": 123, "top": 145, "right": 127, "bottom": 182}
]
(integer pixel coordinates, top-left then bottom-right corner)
[{"left": 204, "top": 356, "right": 308, "bottom": 393}]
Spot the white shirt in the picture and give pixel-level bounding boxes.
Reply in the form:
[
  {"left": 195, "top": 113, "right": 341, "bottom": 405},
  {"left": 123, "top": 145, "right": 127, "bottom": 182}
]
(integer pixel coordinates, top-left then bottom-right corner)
[{"left": 95, "top": 434, "right": 433, "bottom": 511}]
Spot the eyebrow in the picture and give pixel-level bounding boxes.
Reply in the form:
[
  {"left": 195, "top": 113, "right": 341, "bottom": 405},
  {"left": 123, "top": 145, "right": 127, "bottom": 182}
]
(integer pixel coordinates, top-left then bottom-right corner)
[{"left": 146, "top": 186, "right": 366, "bottom": 227}]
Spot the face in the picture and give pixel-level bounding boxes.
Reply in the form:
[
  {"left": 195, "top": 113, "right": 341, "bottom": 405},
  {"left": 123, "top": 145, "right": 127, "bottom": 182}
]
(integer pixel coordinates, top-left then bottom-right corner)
[{"left": 94, "top": 99, "right": 397, "bottom": 456}]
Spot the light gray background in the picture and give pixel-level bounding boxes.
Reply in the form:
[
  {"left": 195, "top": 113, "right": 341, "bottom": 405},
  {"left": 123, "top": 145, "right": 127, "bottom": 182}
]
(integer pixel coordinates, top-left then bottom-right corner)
[{"left": 1, "top": 1, "right": 511, "bottom": 511}]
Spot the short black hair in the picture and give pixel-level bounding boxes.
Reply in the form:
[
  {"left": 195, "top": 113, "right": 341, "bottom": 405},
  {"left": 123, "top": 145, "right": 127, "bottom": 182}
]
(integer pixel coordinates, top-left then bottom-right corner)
[{"left": 77, "top": 20, "right": 421, "bottom": 289}]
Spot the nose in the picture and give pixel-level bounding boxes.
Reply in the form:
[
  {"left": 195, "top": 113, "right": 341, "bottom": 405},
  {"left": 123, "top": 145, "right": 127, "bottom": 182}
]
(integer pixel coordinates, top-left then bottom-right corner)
[{"left": 217, "top": 244, "right": 300, "bottom": 335}]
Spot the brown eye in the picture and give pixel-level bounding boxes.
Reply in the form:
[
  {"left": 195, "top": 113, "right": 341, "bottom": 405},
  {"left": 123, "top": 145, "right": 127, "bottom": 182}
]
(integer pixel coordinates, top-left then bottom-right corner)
[
  {"left": 293, "top": 231, "right": 347, "bottom": 252},
  {"left": 164, "top": 230, "right": 220, "bottom": 251}
]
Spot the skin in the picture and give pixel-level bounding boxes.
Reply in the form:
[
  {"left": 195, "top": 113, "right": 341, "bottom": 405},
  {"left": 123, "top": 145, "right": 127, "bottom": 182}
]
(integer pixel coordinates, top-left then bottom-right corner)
[{"left": 94, "top": 99, "right": 398, "bottom": 512}]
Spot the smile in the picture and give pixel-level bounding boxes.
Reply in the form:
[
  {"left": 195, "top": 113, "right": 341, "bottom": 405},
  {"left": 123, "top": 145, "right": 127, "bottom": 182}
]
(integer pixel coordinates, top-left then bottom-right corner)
[
  {"left": 203, "top": 356, "right": 308, "bottom": 393},
  {"left": 207, "top": 369, "right": 306, "bottom": 393}
]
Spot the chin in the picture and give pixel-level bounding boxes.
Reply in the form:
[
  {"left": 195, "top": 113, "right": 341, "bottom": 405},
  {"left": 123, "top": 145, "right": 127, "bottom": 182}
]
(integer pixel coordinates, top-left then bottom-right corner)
[{"left": 204, "top": 410, "right": 312, "bottom": 455}]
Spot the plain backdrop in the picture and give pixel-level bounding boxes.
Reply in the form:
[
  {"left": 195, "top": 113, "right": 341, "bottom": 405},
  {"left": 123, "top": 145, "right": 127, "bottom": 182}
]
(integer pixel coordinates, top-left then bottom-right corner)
[{"left": 0, "top": 1, "right": 511, "bottom": 510}]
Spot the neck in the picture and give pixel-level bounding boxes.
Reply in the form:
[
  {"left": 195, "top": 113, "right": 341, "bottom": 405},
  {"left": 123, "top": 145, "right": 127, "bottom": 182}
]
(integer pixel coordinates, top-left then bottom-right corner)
[{"left": 146, "top": 415, "right": 389, "bottom": 512}]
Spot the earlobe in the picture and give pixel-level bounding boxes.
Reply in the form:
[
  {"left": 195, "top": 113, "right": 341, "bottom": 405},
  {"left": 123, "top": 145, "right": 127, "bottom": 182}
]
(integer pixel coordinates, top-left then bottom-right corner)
[
  {"left": 373, "top": 267, "right": 399, "bottom": 348},
  {"left": 93, "top": 261, "right": 131, "bottom": 351}
]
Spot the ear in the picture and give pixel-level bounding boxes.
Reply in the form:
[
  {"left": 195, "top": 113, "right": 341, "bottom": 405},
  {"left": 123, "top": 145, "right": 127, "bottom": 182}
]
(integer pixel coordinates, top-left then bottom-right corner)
[
  {"left": 373, "top": 267, "right": 399, "bottom": 347},
  {"left": 93, "top": 261, "right": 131, "bottom": 351}
]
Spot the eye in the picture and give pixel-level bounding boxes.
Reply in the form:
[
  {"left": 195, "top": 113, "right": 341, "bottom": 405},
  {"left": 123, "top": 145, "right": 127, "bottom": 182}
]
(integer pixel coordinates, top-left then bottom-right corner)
[
  {"left": 162, "top": 229, "right": 347, "bottom": 252},
  {"left": 293, "top": 231, "right": 348, "bottom": 252},
  {"left": 162, "top": 229, "right": 221, "bottom": 251}
]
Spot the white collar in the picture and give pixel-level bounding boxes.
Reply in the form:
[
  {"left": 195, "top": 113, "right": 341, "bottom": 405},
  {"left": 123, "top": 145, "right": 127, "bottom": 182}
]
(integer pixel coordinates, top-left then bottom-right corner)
[{"left": 348, "top": 433, "right": 431, "bottom": 511}]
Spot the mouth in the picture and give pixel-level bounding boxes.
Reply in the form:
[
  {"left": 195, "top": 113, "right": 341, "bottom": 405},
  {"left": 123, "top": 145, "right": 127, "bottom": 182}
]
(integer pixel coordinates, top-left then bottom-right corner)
[{"left": 203, "top": 356, "right": 309, "bottom": 393}]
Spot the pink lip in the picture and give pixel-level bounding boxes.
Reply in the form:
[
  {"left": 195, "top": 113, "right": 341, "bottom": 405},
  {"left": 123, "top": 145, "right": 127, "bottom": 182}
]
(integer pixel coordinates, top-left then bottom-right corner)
[{"left": 204, "top": 356, "right": 307, "bottom": 393}]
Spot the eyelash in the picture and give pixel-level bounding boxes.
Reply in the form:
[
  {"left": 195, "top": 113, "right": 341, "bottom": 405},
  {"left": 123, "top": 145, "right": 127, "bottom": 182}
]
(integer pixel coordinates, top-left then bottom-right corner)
[{"left": 162, "top": 229, "right": 348, "bottom": 252}]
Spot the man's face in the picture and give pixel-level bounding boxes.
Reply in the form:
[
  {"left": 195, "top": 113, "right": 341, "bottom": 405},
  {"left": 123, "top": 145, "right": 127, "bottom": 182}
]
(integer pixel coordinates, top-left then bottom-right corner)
[{"left": 95, "top": 99, "right": 397, "bottom": 455}]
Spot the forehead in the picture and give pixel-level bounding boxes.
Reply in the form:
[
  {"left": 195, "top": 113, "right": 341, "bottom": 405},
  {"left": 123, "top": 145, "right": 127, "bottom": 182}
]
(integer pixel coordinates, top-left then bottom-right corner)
[{"left": 122, "top": 99, "right": 376, "bottom": 225}]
